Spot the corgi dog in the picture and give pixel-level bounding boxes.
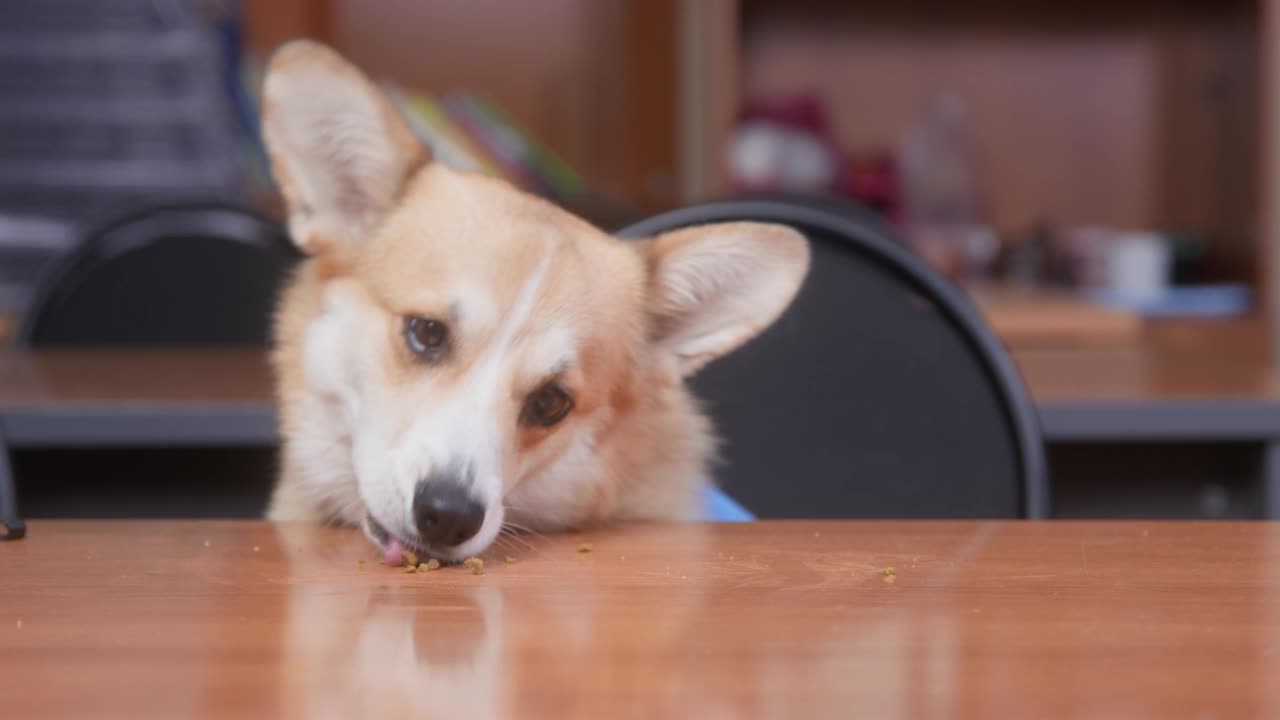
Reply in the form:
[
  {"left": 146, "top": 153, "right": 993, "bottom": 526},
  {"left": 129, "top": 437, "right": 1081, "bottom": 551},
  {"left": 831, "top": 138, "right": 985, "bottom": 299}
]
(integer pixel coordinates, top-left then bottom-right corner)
[{"left": 260, "top": 41, "right": 809, "bottom": 562}]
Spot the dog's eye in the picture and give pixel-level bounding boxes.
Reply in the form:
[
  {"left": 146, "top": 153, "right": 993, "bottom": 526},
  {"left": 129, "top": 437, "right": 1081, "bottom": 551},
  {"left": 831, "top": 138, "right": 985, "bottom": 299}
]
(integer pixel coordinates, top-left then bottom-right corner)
[
  {"left": 403, "top": 316, "right": 450, "bottom": 362},
  {"left": 521, "top": 382, "right": 574, "bottom": 427}
]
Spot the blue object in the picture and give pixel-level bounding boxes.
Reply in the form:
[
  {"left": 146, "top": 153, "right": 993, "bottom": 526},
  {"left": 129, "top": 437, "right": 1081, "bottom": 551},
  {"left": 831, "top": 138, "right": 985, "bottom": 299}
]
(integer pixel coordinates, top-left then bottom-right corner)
[
  {"left": 1085, "top": 284, "right": 1251, "bottom": 318},
  {"left": 701, "top": 485, "right": 755, "bottom": 522}
]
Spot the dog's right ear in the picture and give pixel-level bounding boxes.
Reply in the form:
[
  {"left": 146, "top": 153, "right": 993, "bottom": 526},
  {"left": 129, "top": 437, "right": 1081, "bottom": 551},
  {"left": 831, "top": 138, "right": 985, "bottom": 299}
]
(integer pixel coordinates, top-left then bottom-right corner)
[{"left": 262, "top": 41, "right": 429, "bottom": 255}]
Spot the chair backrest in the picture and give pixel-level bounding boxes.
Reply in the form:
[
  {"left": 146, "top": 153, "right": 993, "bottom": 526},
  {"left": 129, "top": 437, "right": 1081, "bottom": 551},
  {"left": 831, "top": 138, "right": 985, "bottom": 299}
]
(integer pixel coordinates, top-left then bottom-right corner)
[
  {"left": 18, "top": 202, "right": 299, "bottom": 346},
  {"left": 619, "top": 198, "right": 1048, "bottom": 519}
]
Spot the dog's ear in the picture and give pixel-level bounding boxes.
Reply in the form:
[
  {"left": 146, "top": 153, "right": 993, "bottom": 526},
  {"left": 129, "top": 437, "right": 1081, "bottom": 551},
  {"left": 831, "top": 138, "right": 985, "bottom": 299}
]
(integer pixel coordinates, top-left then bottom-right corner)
[
  {"left": 643, "top": 222, "right": 810, "bottom": 377},
  {"left": 261, "top": 40, "right": 429, "bottom": 254}
]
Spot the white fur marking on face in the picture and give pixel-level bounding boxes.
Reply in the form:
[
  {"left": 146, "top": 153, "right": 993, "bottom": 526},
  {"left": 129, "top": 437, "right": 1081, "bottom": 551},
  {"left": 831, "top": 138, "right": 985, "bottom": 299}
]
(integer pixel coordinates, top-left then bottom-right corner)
[
  {"left": 301, "top": 283, "right": 367, "bottom": 423},
  {"left": 382, "top": 242, "right": 558, "bottom": 550},
  {"left": 505, "top": 421, "right": 605, "bottom": 531},
  {"left": 452, "top": 282, "right": 498, "bottom": 336}
]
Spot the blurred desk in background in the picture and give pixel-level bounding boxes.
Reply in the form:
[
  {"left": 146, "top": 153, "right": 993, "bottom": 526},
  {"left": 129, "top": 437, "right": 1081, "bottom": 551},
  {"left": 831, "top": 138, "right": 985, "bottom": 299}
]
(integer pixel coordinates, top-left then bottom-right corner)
[
  {"left": 1009, "top": 318, "right": 1279, "bottom": 519},
  {"left": 0, "top": 349, "right": 274, "bottom": 447},
  {"left": 973, "top": 285, "right": 1143, "bottom": 347},
  {"left": 1016, "top": 319, "right": 1277, "bottom": 440},
  {"left": 1, "top": 322, "right": 1278, "bottom": 518}
]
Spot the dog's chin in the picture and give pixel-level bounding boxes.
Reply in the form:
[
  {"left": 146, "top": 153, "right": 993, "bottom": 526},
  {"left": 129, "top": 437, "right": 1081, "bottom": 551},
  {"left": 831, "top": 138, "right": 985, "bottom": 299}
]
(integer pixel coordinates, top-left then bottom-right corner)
[{"left": 362, "top": 512, "right": 499, "bottom": 564}]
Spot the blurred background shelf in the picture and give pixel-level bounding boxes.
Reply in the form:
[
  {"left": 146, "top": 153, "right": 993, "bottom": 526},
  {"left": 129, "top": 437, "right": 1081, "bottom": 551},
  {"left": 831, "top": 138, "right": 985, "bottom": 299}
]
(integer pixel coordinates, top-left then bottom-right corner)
[
  {"left": 243, "top": 0, "right": 1280, "bottom": 354},
  {"left": 3, "top": 0, "right": 1280, "bottom": 522}
]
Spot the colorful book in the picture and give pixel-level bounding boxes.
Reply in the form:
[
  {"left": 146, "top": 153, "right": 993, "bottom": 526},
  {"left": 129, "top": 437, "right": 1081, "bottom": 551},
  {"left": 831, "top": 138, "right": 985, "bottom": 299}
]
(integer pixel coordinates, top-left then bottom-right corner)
[
  {"left": 465, "top": 94, "right": 583, "bottom": 200},
  {"left": 383, "top": 84, "right": 498, "bottom": 177},
  {"left": 439, "top": 93, "right": 552, "bottom": 196}
]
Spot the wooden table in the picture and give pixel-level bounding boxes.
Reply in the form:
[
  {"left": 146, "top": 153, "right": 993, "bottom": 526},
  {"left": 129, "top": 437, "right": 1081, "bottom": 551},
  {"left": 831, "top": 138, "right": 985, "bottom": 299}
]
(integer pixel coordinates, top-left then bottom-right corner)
[{"left": 2, "top": 520, "right": 1277, "bottom": 718}]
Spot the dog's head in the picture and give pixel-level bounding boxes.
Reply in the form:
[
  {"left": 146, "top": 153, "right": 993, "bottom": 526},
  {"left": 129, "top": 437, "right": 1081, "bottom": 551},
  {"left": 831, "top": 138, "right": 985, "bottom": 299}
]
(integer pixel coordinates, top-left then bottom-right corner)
[{"left": 262, "top": 41, "right": 809, "bottom": 560}]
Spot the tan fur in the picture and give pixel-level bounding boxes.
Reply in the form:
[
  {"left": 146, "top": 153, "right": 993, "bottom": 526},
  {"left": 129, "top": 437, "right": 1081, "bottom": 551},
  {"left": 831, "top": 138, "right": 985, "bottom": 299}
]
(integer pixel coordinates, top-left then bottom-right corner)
[{"left": 261, "top": 41, "right": 808, "bottom": 553}]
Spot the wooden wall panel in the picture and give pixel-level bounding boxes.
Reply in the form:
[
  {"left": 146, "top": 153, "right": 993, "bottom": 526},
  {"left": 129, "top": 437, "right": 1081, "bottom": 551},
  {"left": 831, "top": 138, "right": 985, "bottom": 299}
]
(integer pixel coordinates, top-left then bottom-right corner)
[{"left": 244, "top": 0, "right": 679, "bottom": 211}]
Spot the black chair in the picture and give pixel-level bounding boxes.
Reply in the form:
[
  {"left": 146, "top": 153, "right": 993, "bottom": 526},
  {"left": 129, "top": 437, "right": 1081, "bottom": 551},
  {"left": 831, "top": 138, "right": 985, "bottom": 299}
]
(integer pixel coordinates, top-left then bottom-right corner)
[
  {"left": 619, "top": 197, "right": 1048, "bottom": 519},
  {"left": 18, "top": 201, "right": 299, "bottom": 346},
  {"left": 0, "top": 426, "right": 20, "bottom": 539},
  {"left": 1, "top": 201, "right": 298, "bottom": 539}
]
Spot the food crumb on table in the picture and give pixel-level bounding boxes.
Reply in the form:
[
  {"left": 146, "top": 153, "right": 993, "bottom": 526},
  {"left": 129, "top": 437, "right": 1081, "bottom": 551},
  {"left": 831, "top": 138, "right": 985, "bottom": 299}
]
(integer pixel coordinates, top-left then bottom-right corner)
[
  {"left": 400, "top": 550, "right": 419, "bottom": 568},
  {"left": 504, "top": 556, "right": 517, "bottom": 563},
  {"left": 577, "top": 542, "right": 594, "bottom": 553},
  {"left": 882, "top": 567, "right": 895, "bottom": 576},
  {"left": 419, "top": 558, "right": 441, "bottom": 572},
  {"left": 464, "top": 556, "right": 485, "bottom": 575}
]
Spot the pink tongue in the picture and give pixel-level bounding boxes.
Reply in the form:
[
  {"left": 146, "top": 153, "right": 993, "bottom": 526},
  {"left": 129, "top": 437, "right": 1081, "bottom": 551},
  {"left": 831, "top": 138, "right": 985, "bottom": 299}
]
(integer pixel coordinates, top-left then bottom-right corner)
[{"left": 384, "top": 537, "right": 407, "bottom": 566}]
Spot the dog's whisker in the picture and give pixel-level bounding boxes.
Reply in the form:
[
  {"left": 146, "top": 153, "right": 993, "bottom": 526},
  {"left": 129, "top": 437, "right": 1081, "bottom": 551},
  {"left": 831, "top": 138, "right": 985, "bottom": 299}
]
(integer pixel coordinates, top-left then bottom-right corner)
[
  {"left": 500, "top": 518, "right": 545, "bottom": 536},
  {"left": 498, "top": 526, "right": 539, "bottom": 552},
  {"left": 490, "top": 534, "right": 515, "bottom": 554},
  {"left": 498, "top": 528, "right": 535, "bottom": 549},
  {"left": 501, "top": 522, "right": 548, "bottom": 543}
]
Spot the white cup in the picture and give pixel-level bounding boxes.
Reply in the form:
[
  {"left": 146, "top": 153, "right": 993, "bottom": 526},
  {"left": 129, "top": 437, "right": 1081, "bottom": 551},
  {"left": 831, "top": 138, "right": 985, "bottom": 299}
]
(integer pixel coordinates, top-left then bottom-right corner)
[{"left": 1104, "top": 232, "right": 1170, "bottom": 301}]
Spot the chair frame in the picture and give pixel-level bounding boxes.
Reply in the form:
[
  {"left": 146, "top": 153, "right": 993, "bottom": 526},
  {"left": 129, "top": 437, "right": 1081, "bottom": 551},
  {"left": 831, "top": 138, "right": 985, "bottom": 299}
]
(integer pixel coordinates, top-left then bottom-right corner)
[
  {"left": 15, "top": 200, "right": 297, "bottom": 346},
  {"left": 619, "top": 198, "right": 1049, "bottom": 519}
]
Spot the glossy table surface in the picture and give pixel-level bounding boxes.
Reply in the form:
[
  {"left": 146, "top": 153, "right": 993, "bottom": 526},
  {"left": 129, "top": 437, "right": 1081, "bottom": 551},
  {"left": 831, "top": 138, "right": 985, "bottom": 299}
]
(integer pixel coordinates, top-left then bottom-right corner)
[{"left": 3, "top": 520, "right": 1279, "bottom": 718}]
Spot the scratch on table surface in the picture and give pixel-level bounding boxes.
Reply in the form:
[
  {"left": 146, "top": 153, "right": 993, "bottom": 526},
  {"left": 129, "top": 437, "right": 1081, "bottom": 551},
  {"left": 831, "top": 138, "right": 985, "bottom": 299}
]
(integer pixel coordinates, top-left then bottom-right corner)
[{"left": 988, "top": 573, "right": 1062, "bottom": 581}]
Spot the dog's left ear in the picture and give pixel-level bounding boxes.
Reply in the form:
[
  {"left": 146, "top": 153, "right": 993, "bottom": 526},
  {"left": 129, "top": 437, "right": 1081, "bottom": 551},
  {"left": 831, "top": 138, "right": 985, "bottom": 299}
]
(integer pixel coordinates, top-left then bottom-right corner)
[
  {"left": 643, "top": 222, "right": 810, "bottom": 377},
  {"left": 261, "top": 41, "right": 429, "bottom": 254}
]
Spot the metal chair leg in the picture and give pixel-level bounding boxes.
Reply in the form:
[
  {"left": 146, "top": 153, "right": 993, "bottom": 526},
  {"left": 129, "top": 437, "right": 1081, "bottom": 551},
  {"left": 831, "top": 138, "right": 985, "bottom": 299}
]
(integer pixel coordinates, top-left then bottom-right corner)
[{"left": 0, "top": 429, "right": 25, "bottom": 540}]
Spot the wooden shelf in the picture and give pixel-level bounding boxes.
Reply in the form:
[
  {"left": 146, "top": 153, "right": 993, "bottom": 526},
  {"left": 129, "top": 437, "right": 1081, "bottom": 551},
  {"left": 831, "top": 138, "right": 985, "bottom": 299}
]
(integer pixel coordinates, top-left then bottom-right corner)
[
  {"left": 242, "top": 0, "right": 1280, "bottom": 352},
  {"left": 735, "top": 0, "right": 1261, "bottom": 281}
]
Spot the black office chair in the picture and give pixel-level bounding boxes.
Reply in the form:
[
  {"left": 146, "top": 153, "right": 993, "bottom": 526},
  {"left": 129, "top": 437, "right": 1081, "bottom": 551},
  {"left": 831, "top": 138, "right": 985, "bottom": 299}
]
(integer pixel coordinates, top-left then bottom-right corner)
[
  {"left": 0, "top": 425, "right": 20, "bottom": 539},
  {"left": 18, "top": 201, "right": 299, "bottom": 346},
  {"left": 1, "top": 201, "right": 299, "bottom": 539},
  {"left": 619, "top": 197, "right": 1048, "bottom": 519}
]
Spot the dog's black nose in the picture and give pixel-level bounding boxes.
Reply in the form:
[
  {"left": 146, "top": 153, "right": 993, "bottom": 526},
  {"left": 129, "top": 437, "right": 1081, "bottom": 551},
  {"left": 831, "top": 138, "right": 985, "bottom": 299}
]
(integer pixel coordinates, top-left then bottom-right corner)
[{"left": 413, "top": 479, "right": 484, "bottom": 547}]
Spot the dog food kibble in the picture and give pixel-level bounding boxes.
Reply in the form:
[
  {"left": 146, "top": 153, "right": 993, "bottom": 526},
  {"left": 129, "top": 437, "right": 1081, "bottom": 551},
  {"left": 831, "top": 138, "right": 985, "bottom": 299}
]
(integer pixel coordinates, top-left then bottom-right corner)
[
  {"left": 882, "top": 567, "right": 896, "bottom": 576},
  {"left": 419, "top": 558, "right": 441, "bottom": 572},
  {"left": 400, "top": 549, "right": 420, "bottom": 568},
  {"left": 464, "top": 557, "right": 485, "bottom": 575},
  {"left": 577, "top": 542, "right": 594, "bottom": 553},
  {"left": 403, "top": 563, "right": 419, "bottom": 573},
  {"left": 504, "top": 556, "right": 518, "bottom": 564}
]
